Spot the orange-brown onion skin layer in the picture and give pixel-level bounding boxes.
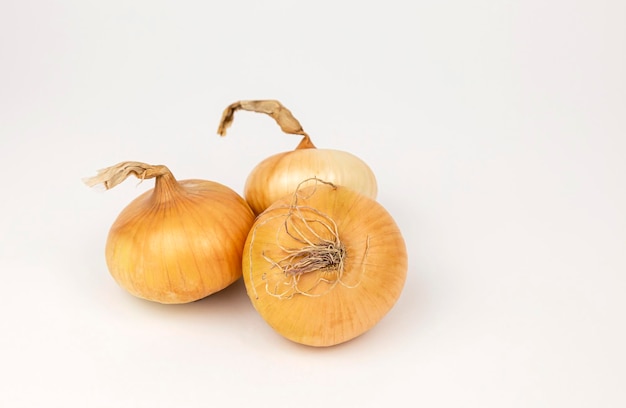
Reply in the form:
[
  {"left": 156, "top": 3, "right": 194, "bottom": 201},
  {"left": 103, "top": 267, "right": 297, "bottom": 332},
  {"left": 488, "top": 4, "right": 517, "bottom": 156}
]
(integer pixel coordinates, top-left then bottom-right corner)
[
  {"left": 244, "top": 148, "right": 378, "bottom": 215},
  {"left": 106, "top": 179, "right": 255, "bottom": 304},
  {"left": 243, "top": 184, "right": 407, "bottom": 347}
]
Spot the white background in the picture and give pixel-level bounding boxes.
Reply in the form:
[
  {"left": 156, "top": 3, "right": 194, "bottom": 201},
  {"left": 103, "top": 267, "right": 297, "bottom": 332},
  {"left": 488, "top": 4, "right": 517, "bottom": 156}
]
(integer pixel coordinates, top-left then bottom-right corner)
[{"left": 1, "top": 1, "right": 625, "bottom": 406}]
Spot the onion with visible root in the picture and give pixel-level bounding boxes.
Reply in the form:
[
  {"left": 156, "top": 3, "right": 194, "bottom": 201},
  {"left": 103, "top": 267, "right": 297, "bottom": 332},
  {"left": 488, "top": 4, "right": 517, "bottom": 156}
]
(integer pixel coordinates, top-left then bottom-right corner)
[
  {"left": 85, "top": 161, "right": 255, "bottom": 304},
  {"left": 243, "top": 179, "right": 407, "bottom": 347},
  {"left": 217, "top": 100, "right": 378, "bottom": 215}
]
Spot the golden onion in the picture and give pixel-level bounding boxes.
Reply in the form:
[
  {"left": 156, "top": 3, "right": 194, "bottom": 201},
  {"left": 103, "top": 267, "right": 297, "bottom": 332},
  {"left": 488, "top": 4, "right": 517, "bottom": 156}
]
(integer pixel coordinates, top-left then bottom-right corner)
[
  {"left": 242, "top": 180, "right": 407, "bottom": 347},
  {"left": 217, "top": 100, "right": 378, "bottom": 214},
  {"left": 85, "top": 161, "right": 255, "bottom": 304}
]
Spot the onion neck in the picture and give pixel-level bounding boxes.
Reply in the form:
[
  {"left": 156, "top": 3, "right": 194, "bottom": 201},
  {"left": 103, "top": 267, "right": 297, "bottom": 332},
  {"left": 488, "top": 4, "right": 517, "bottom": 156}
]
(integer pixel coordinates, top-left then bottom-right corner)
[
  {"left": 295, "top": 134, "right": 316, "bottom": 149},
  {"left": 153, "top": 172, "right": 186, "bottom": 204}
]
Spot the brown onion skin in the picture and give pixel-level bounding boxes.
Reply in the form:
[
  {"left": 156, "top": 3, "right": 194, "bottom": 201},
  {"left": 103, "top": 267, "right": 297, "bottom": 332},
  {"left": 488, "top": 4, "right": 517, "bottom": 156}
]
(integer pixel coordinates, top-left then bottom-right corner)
[
  {"left": 244, "top": 148, "right": 378, "bottom": 215},
  {"left": 106, "top": 175, "right": 255, "bottom": 304},
  {"left": 242, "top": 184, "right": 407, "bottom": 347}
]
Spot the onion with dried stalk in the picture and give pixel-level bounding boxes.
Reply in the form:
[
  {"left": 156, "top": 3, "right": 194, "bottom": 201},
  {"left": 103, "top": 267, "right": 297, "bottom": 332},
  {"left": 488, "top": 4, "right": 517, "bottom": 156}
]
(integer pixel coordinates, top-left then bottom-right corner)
[
  {"left": 84, "top": 161, "right": 255, "bottom": 304},
  {"left": 217, "top": 100, "right": 378, "bottom": 215},
  {"left": 243, "top": 179, "right": 407, "bottom": 347}
]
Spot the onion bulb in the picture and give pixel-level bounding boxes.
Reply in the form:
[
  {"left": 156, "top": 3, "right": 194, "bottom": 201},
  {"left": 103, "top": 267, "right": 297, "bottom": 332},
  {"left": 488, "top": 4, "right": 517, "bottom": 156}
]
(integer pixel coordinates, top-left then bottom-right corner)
[
  {"left": 217, "top": 100, "right": 378, "bottom": 214},
  {"left": 84, "top": 161, "right": 255, "bottom": 304},
  {"left": 243, "top": 179, "right": 407, "bottom": 347}
]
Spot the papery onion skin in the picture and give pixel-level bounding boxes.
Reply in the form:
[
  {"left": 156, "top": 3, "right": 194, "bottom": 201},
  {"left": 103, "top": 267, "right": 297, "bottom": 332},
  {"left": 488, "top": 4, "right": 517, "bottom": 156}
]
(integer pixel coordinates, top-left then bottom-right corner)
[
  {"left": 244, "top": 149, "right": 378, "bottom": 215},
  {"left": 242, "top": 183, "right": 407, "bottom": 347},
  {"left": 105, "top": 173, "right": 255, "bottom": 304}
]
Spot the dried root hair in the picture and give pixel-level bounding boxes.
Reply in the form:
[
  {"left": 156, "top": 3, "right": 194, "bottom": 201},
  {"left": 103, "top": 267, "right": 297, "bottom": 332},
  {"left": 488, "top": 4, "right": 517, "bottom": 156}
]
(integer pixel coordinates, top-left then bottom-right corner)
[{"left": 248, "top": 178, "right": 369, "bottom": 300}]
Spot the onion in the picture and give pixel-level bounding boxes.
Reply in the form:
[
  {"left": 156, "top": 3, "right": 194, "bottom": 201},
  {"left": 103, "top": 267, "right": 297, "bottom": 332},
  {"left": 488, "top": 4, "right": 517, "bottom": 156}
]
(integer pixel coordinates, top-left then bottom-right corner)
[
  {"left": 217, "top": 100, "right": 378, "bottom": 214},
  {"left": 84, "top": 161, "right": 255, "bottom": 304},
  {"left": 242, "top": 180, "right": 407, "bottom": 347}
]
